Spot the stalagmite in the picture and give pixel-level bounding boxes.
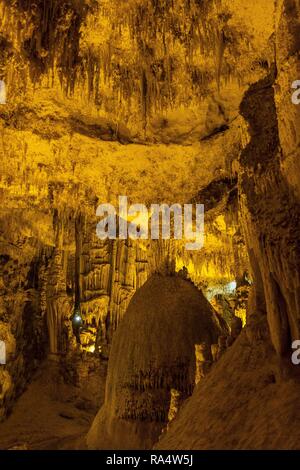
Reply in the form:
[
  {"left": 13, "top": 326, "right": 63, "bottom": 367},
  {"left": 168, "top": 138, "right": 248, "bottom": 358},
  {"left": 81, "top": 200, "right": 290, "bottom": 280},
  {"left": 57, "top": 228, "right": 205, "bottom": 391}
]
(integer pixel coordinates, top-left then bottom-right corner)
[{"left": 86, "top": 274, "right": 224, "bottom": 449}]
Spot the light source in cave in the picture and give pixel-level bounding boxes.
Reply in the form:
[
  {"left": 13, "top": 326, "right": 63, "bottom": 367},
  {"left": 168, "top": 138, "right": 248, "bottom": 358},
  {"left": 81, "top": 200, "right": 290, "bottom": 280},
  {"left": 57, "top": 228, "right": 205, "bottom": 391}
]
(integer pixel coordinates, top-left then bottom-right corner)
[
  {"left": 206, "top": 280, "right": 237, "bottom": 301},
  {"left": 73, "top": 314, "right": 82, "bottom": 325},
  {"left": 226, "top": 280, "right": 237, "bottom": 293},
  {"left": 71, "top": 307, "right": 97, "bottom": 354},
  {"left": 71, "top": 305, "right": 83, "bottom": 344}
]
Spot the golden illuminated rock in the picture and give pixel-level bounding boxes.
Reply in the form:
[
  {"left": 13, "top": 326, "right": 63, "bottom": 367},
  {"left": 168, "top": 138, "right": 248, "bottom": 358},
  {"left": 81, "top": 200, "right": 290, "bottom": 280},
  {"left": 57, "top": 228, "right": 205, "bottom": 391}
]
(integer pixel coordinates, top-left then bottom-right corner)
[{"left": 0, "top": 0, "right": 299, "bottom": 451}]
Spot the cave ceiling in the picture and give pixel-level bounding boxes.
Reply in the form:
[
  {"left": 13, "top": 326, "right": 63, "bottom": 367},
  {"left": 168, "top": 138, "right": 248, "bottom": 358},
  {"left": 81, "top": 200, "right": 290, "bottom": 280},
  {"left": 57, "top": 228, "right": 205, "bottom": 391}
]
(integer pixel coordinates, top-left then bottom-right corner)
[{"left": 0, "top": 0, "right": 275, "bottom": 209}]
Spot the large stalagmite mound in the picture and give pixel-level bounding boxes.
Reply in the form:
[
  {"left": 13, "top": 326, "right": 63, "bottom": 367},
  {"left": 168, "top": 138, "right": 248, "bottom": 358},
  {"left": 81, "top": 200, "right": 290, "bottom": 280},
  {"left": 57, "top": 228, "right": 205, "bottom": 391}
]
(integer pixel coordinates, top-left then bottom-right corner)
[{"left": 86, "top": 274, "right": 223, "bottom": 450}]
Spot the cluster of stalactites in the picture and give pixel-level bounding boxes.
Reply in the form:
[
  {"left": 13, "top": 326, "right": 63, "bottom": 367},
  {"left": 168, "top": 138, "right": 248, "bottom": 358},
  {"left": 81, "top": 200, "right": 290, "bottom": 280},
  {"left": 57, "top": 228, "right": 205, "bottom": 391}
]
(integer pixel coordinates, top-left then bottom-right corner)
[
  {"left": 90, "top": 0, "right": 232, "bottom": 121},
  {"left": 0, "top": 0, "right": 251, "bottom": 122}
]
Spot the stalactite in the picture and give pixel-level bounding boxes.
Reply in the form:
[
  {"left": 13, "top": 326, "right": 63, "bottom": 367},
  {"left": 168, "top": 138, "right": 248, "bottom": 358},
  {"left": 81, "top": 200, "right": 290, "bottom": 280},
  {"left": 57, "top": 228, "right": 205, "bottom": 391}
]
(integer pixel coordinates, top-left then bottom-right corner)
[{"left": 0, "top": 0, "right": 249, "bottom": 122}]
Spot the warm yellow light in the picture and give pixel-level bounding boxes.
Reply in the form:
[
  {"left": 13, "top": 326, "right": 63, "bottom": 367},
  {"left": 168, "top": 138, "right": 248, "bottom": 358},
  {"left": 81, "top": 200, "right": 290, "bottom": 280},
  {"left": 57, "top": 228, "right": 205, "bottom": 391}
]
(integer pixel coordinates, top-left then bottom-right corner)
[{"left": 235, "top": 307, "right": 247, "bottom": 327}]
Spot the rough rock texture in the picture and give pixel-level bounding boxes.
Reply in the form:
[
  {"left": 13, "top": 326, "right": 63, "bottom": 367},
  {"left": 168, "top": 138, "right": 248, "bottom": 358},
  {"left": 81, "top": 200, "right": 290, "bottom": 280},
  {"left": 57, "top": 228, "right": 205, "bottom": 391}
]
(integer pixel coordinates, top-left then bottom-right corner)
[
  {"left": 275, "top": 0, "right": 300, "bottom": 199},
  {"left": 155, "top": 0, "right": 300, "bottom": 450},
  {"left": 156, "top": 318, "right": 300, "bottom": 450},
  {"left": 238, "top": 0, "right": 300, "bottom": 355},
  {"left": 239, "top": 71, "right": 300, "bottom": 355},
  {"left": 87, "top": 274, "right": 224, "bottom": 449},
  {"left": 0, "top": 0, "right": 299, "bottom": 450},
  {"left": 0, "top": 359, "right": 107, "bottom": 450}
]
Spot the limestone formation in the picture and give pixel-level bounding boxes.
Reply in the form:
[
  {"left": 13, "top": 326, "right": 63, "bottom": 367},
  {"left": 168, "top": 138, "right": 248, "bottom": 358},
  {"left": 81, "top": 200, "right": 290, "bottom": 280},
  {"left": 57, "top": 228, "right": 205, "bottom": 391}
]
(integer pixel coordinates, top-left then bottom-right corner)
[
  {"left": 0, "top": 0, "right": 299, "bottom": 451},
  {"left": 86, "top": 274, "right": 224, "bottom": 449}
]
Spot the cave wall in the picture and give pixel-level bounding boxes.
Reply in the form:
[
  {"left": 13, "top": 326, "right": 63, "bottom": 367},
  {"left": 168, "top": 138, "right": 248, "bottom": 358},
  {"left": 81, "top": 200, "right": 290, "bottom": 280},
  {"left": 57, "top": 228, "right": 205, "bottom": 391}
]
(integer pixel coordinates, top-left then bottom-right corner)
[
  {"left": 275, "top": 0, "right": 300, "bottom": 198},
  {"left": 238, "top": 1, "right": 300, "bottom": 355},
  {"left": 0, "top": 220, "right": 49, "bottom": 420}
]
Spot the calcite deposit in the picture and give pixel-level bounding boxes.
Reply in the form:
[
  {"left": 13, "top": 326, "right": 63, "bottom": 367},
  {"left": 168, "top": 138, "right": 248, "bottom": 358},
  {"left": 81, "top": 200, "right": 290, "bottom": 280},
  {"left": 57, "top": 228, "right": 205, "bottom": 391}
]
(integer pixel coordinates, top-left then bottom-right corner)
[
  {"left": 87, "top": 274, "right": 225, "bottom": 449},
  {"left": 0, "top": 0, "right": 299, "bottom": 451}
]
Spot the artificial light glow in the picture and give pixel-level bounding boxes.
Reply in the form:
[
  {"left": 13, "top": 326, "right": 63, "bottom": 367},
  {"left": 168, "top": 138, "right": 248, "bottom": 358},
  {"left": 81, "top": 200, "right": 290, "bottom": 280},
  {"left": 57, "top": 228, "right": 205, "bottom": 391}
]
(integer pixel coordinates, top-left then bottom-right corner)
[{"left": 226, "top": 281, "right": 237, "bottom": 293}]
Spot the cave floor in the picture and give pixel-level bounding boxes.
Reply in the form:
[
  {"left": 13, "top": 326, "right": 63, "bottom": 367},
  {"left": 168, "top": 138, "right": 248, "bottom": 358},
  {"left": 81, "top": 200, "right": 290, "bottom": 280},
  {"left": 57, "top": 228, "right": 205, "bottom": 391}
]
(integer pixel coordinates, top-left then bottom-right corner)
[{"left": 0, "top": 361, "right": 105, "bottom": 450}]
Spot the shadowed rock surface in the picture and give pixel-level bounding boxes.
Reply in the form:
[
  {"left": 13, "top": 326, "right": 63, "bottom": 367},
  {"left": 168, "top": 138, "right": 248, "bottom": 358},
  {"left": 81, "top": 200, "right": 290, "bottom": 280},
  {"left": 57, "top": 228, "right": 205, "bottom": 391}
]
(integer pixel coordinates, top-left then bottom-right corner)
[{"left": 156, "top": 318, "right": 300, "bottom": 450}]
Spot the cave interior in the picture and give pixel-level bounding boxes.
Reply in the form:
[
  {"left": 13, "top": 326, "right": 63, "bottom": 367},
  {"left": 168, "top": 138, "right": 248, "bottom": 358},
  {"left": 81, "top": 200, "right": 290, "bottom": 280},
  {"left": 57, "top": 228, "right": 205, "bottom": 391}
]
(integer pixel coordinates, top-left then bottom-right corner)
[{"left": 0, "top": 0, "right": 300, "bottom": 451}]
